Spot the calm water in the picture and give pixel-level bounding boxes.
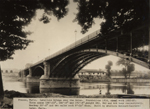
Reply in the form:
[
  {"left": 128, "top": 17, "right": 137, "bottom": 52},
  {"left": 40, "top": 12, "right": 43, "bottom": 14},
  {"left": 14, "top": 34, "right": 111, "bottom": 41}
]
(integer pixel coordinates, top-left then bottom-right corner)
[{"left": 2, "top": 75, "right": 150, "bottom": 96}]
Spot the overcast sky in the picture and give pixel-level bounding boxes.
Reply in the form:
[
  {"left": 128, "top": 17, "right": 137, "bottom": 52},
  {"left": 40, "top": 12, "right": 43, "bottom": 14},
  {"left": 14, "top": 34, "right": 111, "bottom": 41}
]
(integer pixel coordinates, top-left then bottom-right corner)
[{"left": 0, "top": 1, "right": 149, "bottom": 72}]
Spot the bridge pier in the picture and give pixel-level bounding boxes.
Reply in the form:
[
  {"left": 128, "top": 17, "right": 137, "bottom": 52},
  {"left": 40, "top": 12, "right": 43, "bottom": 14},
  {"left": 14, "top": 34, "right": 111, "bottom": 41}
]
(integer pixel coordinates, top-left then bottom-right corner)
[
  {"left": 40, "top": 77, "right": 80, "bottom": 94},
  {"left": 40, "top": 61, "right": 80, "bottom": 93},
  {"left": 22, "top": 70, "right": 27, "bottom": 82}
]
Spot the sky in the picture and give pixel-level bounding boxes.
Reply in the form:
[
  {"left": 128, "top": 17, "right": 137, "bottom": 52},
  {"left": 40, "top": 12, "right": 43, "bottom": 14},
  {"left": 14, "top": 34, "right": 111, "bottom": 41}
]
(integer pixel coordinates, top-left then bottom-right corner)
[{"left": 0, "top": 0, "right": 149, "bottom": 72}]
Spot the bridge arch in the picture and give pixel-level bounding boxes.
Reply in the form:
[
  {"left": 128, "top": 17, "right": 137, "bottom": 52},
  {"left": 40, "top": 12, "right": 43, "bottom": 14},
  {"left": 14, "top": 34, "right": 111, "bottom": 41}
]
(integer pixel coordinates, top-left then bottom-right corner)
[
  {"left": 52, "top": 48, "right": 149, "bottom": 78},
  {"left": 32, "top": 66, "right": 44, "bottom": 77},
  {"left": 51, "top": 51, "right": 104, "bottom": 77},
  {"left": 51, "top": 50, "right": 107, "bottom": 78}
]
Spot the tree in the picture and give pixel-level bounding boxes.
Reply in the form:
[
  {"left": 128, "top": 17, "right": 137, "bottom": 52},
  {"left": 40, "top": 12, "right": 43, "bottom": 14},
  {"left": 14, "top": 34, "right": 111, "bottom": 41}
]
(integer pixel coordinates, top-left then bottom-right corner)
[
  {"left": 73, "top": 0, "right": 148, "bottom": 34},
  {"left": 0, "top": 66, "right": 4, "bottom": 100},
  {"left": 105, "top": 60, "right": 113, "bottom": 78},
  {"left": 10, "top": 70, "right": 13, "bottom": 73},
  {"left": 116, "top": 58, "right": 135, "bottom": 79},
  {"left": 0, "top": 0, "right": 69, "bottom": 61}
]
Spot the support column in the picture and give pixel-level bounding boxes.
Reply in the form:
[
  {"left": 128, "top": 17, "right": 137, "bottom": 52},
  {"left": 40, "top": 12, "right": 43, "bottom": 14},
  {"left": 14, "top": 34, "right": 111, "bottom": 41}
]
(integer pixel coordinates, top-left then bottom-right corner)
[
  {"left": 27, "top": 68, "right": 32, "bottom": 77},
  {"left": 44, "top": 61, "right": 50, "bottom": 77},
  {"left": 40, "top": 61, "right": 50, "bottom": 79}
]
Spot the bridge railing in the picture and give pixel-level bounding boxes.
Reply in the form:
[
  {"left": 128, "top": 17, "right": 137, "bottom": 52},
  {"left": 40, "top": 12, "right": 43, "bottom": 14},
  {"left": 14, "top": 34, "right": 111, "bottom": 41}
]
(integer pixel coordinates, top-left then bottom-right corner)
[{"left": 48, "top": 29, "right": 100, "bottom": 59}]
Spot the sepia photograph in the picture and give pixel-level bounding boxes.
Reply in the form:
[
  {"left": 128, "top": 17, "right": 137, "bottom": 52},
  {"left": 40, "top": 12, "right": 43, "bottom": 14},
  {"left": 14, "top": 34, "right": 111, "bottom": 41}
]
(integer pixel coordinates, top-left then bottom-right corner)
[{"left": 0, "top": 0, "right": 149, "bottom": 108}]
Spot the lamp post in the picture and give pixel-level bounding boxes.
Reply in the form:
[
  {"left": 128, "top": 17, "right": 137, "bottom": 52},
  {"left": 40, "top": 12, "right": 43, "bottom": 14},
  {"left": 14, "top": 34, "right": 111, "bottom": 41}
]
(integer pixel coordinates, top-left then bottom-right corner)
[
  {"left": 48, "top": 49, "right": 50, "bottom": 56},
  {"left": 75, "top": 30, "right": 77, "bottom": 46}
]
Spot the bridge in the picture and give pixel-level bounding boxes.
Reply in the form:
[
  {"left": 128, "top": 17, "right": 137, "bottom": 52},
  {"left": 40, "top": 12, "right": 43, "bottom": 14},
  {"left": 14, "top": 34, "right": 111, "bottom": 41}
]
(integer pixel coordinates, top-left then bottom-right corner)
[{"left": 19, "top": 21, "right": 149, "bottom": 91}]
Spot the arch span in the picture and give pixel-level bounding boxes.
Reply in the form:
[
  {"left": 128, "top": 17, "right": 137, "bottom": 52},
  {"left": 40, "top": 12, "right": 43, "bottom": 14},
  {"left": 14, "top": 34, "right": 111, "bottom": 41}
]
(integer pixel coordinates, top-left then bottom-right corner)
[
  {"left": 32, "top": 66, "right": 44, "bottom": 77},
  {"left": 52, "top": 48, "right": 149, "bottom": 78}
]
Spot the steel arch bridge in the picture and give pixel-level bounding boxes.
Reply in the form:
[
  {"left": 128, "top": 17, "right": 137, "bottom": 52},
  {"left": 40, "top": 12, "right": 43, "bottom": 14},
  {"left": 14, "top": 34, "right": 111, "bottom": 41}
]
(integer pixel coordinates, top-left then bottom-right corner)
[{"left": 20, "top": 21, "right": 149, "bottom": 80}]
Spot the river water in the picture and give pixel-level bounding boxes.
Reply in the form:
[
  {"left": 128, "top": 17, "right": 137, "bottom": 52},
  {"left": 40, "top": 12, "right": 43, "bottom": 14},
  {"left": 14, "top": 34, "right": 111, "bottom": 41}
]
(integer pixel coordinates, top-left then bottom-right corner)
[{"left": 2, "top": 74, "right": 150, "bottom": 96}]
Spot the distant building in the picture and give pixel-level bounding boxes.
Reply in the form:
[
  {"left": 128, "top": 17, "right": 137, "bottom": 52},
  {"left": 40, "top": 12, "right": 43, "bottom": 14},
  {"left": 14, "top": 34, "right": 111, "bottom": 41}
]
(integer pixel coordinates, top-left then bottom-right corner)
[
  {"left": 79, "top": 69, "right": 147, "bottom": 79},
  {"left": 1, "top": 69, "right": 19, "bottom": 73},
  {"left": 78, "top": 69, "right": 109, "bottom": 82},
  {"left": 79, "top": 69, "right": 106, "bottom": 76}
]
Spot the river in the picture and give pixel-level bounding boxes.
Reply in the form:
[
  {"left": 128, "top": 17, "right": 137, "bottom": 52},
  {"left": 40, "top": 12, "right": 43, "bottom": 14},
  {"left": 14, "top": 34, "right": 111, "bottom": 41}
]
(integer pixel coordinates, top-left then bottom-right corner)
[{"left": 2, "top": 73, "right": 150, "bottom": 96}]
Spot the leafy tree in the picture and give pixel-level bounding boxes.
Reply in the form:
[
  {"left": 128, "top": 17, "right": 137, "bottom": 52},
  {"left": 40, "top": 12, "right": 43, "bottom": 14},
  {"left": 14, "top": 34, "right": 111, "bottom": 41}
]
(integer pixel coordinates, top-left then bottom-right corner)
[
  {"left": 10, "top": 70, "right": 13, "bottom": 73},
  {"left": 0, "top": 0, "right": 69, "bottom": 61},
  {"left": 121, "top": 68, "right": 127, "bottom": 79},
  {"left": 0, "top": 66, "right": 4, "bottom": 100},
  {"left": 105, "top": 60, "right": 113, "bottom": 78},
  {"left": 73, "top": 0, "right": 148, "bottom": 34},
  {"left": 116, "top": 58, "right": 135, "bottom": 78}
]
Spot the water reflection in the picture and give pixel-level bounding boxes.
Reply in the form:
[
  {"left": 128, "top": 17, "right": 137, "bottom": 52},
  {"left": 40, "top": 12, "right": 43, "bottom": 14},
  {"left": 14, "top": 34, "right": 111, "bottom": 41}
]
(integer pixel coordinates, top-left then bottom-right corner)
[
  {"left": 40, "top": 88, "right": 80, "bottom": 95},
  {"left": 24, "top": 82, "right": 80, "bottom": 95},
  {"left": 122, "top": 83, "right": 134, "bottom": 94},
  {"left": 80, "top": 82, "right": 150, "bottom": 95},
  {"left": 105, "top": 83, "right": 111, "bottom": 95},
  {"left": 25, "top": 82, "right": 40, "bottom": 93}
]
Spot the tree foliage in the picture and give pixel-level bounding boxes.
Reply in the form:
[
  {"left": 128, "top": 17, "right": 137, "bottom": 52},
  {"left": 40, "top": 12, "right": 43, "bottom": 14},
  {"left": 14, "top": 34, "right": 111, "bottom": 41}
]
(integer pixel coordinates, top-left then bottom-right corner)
[
  {"left": 116, "top": 58, "right": 135, "bottom": 79},
  {"left": 105, "top": 60, "right": 113, "bottom": 78},
  {"left": 0, "top": 0, "right": 69, "bottom": 61},
  {"left": 74, "top": 0, "right": 148, "bottom": 34}
]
